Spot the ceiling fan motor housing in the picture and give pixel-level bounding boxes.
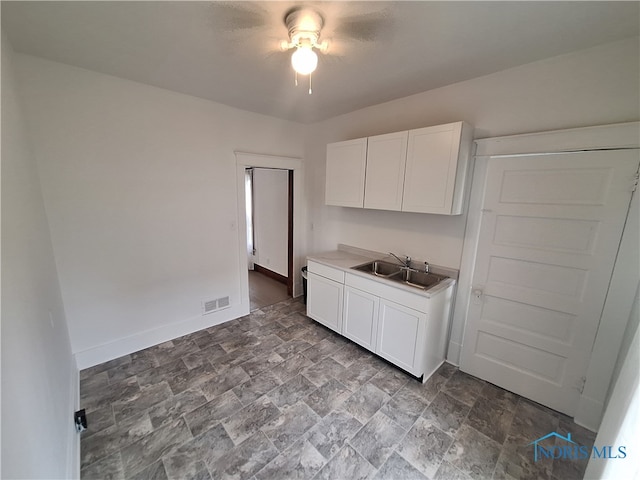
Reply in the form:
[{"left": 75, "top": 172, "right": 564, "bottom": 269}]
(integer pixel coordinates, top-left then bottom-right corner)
[{"left": 285, "top": 8, "right": 324, "bottom": 47}]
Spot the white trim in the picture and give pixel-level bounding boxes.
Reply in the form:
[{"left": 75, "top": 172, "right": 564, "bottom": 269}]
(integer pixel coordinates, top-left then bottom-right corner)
[
  {"left": 445, "top": 342, "right": 461, "bottom": 366},
  {"left": 66, "top": 360, "right": 80, "bottom": 479},
  {"left": 74, "top": 305, "right": 245, "bottom": 369},
  {"left": 584, "top": 314, "right": 640, "bottom": 479},
  {"left": 448, "top": 156, "right": 489, "bottom": 365},
  {"left": 576, "top": 185, "right": 640, "bottom": 430},
  {"left": 475, "top": 121, "right": 639, "bottom": 156},
  {"left": 453, "top": 122, "right": 640, "bottom": 428},
  {"left": 574, "top": 395, "right": 606, "bottom": 431},
  {"left": 235, "top": 152, "right": 302, "bottom": 171},
  {"left": 234, "top": 152, "right": 305, "bottom": 312}
]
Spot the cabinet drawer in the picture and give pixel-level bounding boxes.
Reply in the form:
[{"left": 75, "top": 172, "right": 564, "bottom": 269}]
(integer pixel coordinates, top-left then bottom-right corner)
[{"left": 308, "top": 260, "right": 345, "bottom": 284}]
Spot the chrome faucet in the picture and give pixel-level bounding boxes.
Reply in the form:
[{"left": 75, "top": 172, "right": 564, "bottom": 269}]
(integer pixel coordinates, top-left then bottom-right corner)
[{"left": 389, "top": 252, "right": 411, "bottom": 268}]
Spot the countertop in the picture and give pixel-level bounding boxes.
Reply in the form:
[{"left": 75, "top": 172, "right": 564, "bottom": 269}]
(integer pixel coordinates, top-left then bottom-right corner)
[{"left": 307, "top": 244, "right": 457, "bottom": 299}]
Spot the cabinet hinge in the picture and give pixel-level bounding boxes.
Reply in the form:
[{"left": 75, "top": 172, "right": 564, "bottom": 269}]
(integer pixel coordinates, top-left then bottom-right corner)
[
  {"left": 632, "top": 172, "right": 639, "bottom": 192},
  {"left": 575, "top": 375, "right": 587, "bottom": 394}
]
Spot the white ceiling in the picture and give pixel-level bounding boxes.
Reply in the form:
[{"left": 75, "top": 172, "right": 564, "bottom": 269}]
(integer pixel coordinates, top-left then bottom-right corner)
[{"left": 2, "top": 1, "right": 639, "bottom": 123}]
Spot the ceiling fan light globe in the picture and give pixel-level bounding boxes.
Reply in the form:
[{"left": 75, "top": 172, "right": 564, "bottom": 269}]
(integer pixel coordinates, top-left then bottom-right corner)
[{"left": 291, "top": 47, "right": 318, "bottom": 75}]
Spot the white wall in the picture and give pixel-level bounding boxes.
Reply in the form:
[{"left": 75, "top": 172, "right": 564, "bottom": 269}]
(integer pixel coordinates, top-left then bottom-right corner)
[
  {"left": 304, "top": 38, "right": 640, "bottom": 269},
  {"left": 10, "top": 34, "right": 639, "bottom": 380},
  {"left": 576, "top": 184, "right": 640, "bottom": 430},
  {"left": 583, "top": 302, "right": 639, "bottom": 479},
  {"left": 253, "top": 168, "right": 289, "bottom": 277},
  {"left": 5, "top": 31, "right": 637, "bottom": 478},
  {"left": 609, "top": 285, "right": 640, "bottom": 407},
  {"left": 15, "top": 54, "right": 305, "bottom": 368},
  {"left": 1, "top": 38, "right": 78, "bottom": 479}
]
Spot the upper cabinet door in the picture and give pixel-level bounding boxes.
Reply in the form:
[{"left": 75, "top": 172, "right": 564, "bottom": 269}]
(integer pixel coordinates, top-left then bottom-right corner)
[
  {"left": 402, "top": 122, "right": 473, "bottom": 215},
  {"left": 325, "top": 138, "right": 368, "bottom": 207},
  {"left": 364, "top": 131, "right": 408, "bottom": 211}
]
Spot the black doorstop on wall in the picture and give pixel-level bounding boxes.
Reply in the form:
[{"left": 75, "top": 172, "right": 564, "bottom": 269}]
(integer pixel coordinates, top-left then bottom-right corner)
[{"left": 74, "top": 409, "right": 87, "bottom": 433}]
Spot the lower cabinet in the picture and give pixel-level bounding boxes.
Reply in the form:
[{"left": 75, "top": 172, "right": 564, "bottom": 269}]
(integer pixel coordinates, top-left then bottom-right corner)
[
  {"left": 343, "top": 286, "right": 379, "bottom": 351},
  {"left": 376, "top": 299, "right": 427, "bottom": 375},
  {"left": 306, "top": 271, "right": 343, "bottom": 334},
  {"left": 306, "top": 260, "right": 453, "bottom": 381}
]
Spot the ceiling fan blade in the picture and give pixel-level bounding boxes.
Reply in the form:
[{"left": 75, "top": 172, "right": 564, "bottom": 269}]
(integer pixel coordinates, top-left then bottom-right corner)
[
  {"left": 333, "top": 10, "right": 395, "bottom": 42},
  {"left": 206, "top": 2, "right": 270, "bottom": 32}
]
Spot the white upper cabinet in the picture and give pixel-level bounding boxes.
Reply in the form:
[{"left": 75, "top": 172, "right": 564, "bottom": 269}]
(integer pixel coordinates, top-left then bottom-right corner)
[
  {"left": 325, "top": 121, "right": 473, "bottom": 215},
  {"left": 364, "top": 131, "right": 408, "bottom": 211},
  {"left": 402, "top": 122, "right": 473, "bottom": 215},
  {"left": 325, "top": 138, "right": 368, "bottom": 208}
]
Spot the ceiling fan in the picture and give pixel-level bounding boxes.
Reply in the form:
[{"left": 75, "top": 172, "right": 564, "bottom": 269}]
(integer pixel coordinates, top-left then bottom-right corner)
[
  {"left": 279, "top": 7, "right": 328, "bottom": 94},
  {"left": 207, "top": 2, "right": 393, "bottom": 94}
]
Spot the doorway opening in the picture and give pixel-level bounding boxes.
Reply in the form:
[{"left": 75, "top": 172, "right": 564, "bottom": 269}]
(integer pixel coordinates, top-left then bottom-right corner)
[
  {"left": 244, "top": 167, "right": 294, "bottom": 311},
  {"left": 235, "top": 152, "right": 303, "bottom": 316}
]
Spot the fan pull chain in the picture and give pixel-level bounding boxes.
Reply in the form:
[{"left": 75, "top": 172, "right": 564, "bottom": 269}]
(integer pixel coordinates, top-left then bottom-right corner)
[{"left": 292, "top": 71, "right": 313, "bottom": 94}]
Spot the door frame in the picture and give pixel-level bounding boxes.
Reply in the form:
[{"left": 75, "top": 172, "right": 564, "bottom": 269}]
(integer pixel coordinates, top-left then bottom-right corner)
[
  {"left": 235, "top": 152, "right": 305, "bottom": 313},
  {"left": 287, "top": 169, "right": 294, "bottom": 296},
  {"left": 450, "top": 121, "right": 639, "bottom": 430}
]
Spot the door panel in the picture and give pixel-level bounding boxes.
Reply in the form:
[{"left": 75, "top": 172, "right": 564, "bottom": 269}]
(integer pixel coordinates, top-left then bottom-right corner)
[
  {"left": 307, "top": 272, "right": 343, "bottom": 334},
  {"left": 343, "top": 286, "right": 379, "bottom": 350},
  {"left": 376, "top": 299, "right": 425, "bottom": 374},
  {"left": 461, "top": 150, "right": 638, "bottom": 415},
  {"left": 325, "top": 138, "right": 367, "bottom": 207},
  {"left": 498, "top": 167, "right": 614, "bottom": 205},
  {"left": 364, "top": 131, "right": 408, "bottom": 211},
  {"left": 493, "top": 215, "right": 599, "bottom": 254},
  {"left": 402, "top": 124, "right": 458, "bottom": 214},
  {"left": 480, "top": 296, "right": 575, "bottom": 345}
]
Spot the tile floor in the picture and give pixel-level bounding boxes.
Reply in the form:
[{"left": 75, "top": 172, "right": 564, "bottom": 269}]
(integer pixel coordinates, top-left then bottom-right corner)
[
  {"left": 248, "top": 270, "right": 289, "bottom": 311},
  {"left": 80, "top": 298, "right": 596, "bottom": 480}
]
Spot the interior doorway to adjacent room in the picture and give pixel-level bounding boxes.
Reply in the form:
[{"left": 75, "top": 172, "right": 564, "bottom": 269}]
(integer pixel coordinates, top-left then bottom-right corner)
[{"left": 245, "top": 167, "right": 293, "bottom": 310}]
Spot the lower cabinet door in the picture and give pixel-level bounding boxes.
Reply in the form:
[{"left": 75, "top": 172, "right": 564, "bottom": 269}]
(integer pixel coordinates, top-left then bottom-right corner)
[
  {"left": 343, "top": 286, "right": 379, "bottom": 351},
  {"left": 307, "top": 272, "right": 343, "bottom": 334},
  {"left": 376, "top": 299, "right": 427, "bottom": 375}
]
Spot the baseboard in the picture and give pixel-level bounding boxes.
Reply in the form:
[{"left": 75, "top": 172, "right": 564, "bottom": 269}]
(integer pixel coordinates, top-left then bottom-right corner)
[
  {"left": 254, "top": 264, "right": 287, "bottom": 285},
  {"left": 74, "top": 303, "right": 248, "bottom": 370},
  {"left": 446, "top": 341, "right": 462, "bottom": 366},
  {"left": 422, "top": 360, "right": 445, "bottom": 384},
  {"left": 574, "top": 394, "right": 604, "bottom": 432},
  {"left": 66, "top": 359, "right": 81, "bottom": 479}
]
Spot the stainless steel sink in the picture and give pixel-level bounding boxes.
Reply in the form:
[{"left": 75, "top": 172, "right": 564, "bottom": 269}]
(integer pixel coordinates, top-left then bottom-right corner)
[
  {"left": 353, "top": 260, "right": 402, "bottom": 278},
  {"left": 352, "top": 260, "right": 448, "bottom": 290},
  {"left": 399, "top": 269, "right": 446, "bottom": 289}
]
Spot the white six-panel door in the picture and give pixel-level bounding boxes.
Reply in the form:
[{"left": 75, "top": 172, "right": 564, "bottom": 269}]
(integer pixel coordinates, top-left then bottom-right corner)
[{"left": 461, "top": 150, "right": 639, "bottom": 415}]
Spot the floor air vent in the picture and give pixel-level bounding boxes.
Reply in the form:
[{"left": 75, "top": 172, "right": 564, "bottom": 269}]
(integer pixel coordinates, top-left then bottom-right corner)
[{"left": 203, "top": 296, "right": 230, "bottom": 315}]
